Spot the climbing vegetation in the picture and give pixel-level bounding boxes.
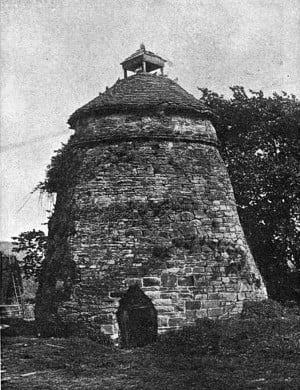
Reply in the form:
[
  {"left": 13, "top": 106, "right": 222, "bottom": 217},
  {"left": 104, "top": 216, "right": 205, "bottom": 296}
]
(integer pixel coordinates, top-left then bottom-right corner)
[{"left": 199, "top": 87, "right": 300, "bottom": 302}]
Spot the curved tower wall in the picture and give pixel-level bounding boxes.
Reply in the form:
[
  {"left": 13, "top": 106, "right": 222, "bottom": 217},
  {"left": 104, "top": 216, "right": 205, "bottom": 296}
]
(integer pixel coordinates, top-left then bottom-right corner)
[{"left": 38, "top": 112, "right": 267, "bottom": 339}]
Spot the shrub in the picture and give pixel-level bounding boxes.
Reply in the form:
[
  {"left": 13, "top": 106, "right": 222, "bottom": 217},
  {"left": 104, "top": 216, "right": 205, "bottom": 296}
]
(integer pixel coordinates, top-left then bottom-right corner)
[{"left": 158, "top": 318, "right": 221, "bottom": 355}]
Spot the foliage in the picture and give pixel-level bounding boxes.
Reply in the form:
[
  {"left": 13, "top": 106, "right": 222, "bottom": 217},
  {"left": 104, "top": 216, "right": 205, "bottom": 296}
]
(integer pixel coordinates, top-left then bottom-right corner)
[
  {"left": 1, "top": 318, "right": 37, "bottom": 337},
  {"left": 158, "top": 318, "right": 221, "bottom": 356},
  {"left": 158, "top": 303, "right": 299, "bottom": 359},
  {"left": 12, "top": 230, "right": 47, "bottom": 280},
  {"left": 199, "top": 87, "right": 300, "bottom": 301},
  {"left": 21, "top": 277, "right": 38, "bottom": 302},
  {"left": 36, "top": 143, "right": 87, "bottom": 194}
]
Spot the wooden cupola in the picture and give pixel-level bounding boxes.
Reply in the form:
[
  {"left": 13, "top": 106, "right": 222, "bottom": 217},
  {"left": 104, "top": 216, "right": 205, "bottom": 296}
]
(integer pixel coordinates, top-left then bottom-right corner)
[{"left": 121, "top": 44, "right": 167, "bottom": 79}]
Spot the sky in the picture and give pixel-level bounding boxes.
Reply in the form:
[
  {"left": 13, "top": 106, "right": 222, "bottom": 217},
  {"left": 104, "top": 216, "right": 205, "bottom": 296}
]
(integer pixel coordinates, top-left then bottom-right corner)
[{"left": 1, "top": 0, "right": 300, "bottom": 241}]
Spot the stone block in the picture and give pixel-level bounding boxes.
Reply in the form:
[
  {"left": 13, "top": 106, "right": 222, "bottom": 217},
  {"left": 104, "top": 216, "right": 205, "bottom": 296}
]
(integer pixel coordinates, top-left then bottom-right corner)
[
  {"left": 178, "top": 275, "right": 194, "bottom": 286},
  {"left": 153, "top": 299, "right": 172, "bottom": 306},
  {"left": 125, "top": 278, "right": 142, "bottom": 287},
  {"left": 186, "top": 310, "right": 196, "bottom": 320},
  {"left": 186, "top": 300, "right": 202, "bottom": 310},
  {"left": 174, "top": 303, "right": 185, "bottom": 312},
  {"left": 197, "top": 286, "right": 208, "bottom": 294},
  {"left": 194, "top": 210, "right": 206, "bottom": 219},
  {"left": 237, "top": 292, "right": 247, "bottom": 300},
  {"left": 166, "top": 267, "right": 180, "bottom": 273},
  {"left": 145, "top": 291, "right": 161, "bottom": 300},
  {"left": 169, "top": 317, "right": 185, "bottom": 327},
  {"left": 219, "top": 292, "right": 237, "bottom": 301},
  {"left": 156, "top": 306, "right": 174, "bottom": 313},
  {"left": 100, "top": 324, "right": 114, "bottom": 335},
  {"left": 225, "top": 286, "right": 237, "bottom": 292},
  {"left": 158, "top": 327, "right": 170, "bottom": 334},
  {"left": 201, "top": 300, "right": 222, "bottom": 308},
  {"left": 178, "top": 291, "right": 193, "bottom": 298},
  {"left": 143, "top": 286, "right": 160, "bottom": 291},
  {"left": 109, "top": 291, "right": 125, "bottom": 298},
  {"left": 161, "top": 273, "right": 177, "bottom": 287},
  {"left": 161, "top": 292, "right": 178, "bottom": 300},
  {"left": 194, "top": 279, "right": 208, "bottom": 288},
  {"left": 181, "top": 211, "right": 194, "bottom": 221},
  {"left": 239, "top": 281, "right": 250, "bottom": 291},
  {"left": 143, "top": 277, "right": 161, "bottom": 286},
  {"left": 213, "top": 286, "right": 224, "bottom": 293},
  {"left": 93, "top": 314, "right": 113, "bottom": 324},
  {"left": 194, "top": 294, "right": 207, "bottom": 300},
  {"left": 196, "top": 309, "right": 208, "bottom": 318},
  {"left": 107, "top": 260, "right": 115, "bottom": 265},
  {"left": 207, "top": 293, "right": 221, "bottom": 300},
  {"left": 221, "top": 277, "right": 230, "bottom": 283},
  {"left": 193, "top": 266, "right": 205, "bottom": 273},
  {"left": 207, "top": 308, "right": 224, "bottom": 318},
  {"left": 158, "top": 316, "right": 169, "bottom": 327}
]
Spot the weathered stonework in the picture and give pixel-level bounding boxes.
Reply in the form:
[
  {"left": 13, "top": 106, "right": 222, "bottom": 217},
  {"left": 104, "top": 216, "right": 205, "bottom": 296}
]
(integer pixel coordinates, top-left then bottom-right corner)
[
  {"left": 36, "top": 52, "right": 267, "bottom": 340},
  {"left": 36, "top": 110, "right": 267, "bottom": 340}
]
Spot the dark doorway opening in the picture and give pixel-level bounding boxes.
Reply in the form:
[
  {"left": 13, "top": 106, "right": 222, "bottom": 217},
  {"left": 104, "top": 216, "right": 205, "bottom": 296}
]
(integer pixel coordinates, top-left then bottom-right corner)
[{"left": 116, "top": 284, "right": 158, "bottom": 348}]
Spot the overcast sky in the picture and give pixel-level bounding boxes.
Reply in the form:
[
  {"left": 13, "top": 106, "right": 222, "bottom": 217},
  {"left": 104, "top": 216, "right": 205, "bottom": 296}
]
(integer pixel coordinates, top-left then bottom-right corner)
[{"left": 1, "top": 0, "right": 299, "bottom": 241}]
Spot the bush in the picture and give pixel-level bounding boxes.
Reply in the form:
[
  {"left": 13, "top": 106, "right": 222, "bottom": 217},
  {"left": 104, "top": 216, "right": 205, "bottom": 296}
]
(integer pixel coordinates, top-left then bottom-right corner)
[
  {"left": 155, "top": 301, "right": 300, "bottom": 359},
  {"left": 1, "top": 318, "right": 37, "bottom": 337},
  {"left": 241, "top": 299, "right": 287, "bottom": 319},
  {"left": 62, "top": 319, "right": 113, "bottom": 346},
  {"left": 158, "top": 318, "right": 221, "bottom": 355}
]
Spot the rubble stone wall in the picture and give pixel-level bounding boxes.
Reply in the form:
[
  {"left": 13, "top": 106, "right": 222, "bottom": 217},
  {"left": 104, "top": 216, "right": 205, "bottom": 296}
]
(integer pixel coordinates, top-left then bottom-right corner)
[
  {"left": 51, "top": 114, "right": 267, "bottom": 339},
  {"left": 37, "top": 113, "right": 267, "bottom": 339}
]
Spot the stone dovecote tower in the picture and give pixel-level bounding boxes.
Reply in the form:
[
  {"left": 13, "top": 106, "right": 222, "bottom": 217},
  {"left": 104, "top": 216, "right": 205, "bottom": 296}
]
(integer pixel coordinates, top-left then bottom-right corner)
[{"left": 36, "top": 45, "right": 267, "bottom": 343}]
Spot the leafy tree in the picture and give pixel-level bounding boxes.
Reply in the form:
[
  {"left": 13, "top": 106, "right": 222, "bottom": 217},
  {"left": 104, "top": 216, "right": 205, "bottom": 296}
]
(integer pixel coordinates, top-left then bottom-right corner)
[
  {"left": 199, "top": 87, "right": 300, "bottom": 302},
  {"left": 12, "top": 230, "right": 47, "bottom": 280}
]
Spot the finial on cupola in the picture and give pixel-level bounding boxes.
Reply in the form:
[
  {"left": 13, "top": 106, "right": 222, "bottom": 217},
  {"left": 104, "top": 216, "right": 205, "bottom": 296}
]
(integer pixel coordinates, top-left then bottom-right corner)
[{"left": 121, "top": 45, "right": 167, "bottom": 79}]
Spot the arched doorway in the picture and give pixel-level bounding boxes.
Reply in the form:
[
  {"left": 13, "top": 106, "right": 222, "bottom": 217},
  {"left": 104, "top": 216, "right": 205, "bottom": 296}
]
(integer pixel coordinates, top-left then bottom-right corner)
[{"left": 116, "top": 284, "right": 157, "bottom": 348}]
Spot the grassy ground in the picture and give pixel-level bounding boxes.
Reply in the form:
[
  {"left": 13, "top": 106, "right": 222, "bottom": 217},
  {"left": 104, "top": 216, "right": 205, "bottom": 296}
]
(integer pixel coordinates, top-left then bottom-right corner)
[{"left": 2, "top": 305, "right": 300, "bottom": 389}]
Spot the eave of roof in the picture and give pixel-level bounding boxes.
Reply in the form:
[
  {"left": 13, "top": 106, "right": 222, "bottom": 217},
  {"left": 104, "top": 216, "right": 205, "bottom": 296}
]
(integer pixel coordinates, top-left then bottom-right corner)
[{"left": 120, "top": 48, "right": 167, "bottom": 65}]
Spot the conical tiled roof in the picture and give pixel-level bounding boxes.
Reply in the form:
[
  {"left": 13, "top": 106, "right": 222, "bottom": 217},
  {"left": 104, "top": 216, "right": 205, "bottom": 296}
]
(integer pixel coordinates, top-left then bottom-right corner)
[{"left": 68, "top": 73, "right": 212, "bottom": 128}]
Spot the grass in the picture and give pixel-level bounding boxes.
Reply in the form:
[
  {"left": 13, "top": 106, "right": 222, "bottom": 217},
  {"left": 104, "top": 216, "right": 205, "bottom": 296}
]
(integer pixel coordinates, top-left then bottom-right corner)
[{"left": 2, "top": 303, "right": 300, "bottom": 389}]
